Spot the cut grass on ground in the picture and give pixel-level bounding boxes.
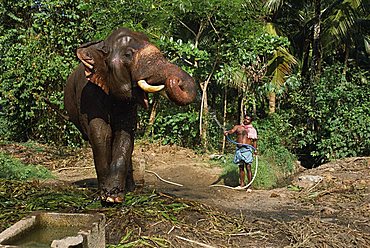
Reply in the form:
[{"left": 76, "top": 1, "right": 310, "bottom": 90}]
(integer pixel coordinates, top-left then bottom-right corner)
[{"left": 0, "top": 151, "right": 53, "bottom": 180}]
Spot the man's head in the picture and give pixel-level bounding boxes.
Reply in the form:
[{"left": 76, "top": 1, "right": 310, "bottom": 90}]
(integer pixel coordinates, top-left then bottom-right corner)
[{"left": 243, "top": 116, "right": 252, "bottom": 125}]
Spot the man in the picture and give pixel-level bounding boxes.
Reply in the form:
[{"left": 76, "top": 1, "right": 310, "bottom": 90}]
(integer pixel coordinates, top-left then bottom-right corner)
[{"left": 224, "top": 115, "right": 258, "bottom": 190}]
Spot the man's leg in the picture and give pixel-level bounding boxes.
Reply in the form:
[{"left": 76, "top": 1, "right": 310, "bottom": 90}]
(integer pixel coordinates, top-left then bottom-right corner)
[
  {"left": 239, "top": 163, "right": 246, "bottom": 187},
  {"left": 246, "top": 163, "right": 252, "bottom": 187}
]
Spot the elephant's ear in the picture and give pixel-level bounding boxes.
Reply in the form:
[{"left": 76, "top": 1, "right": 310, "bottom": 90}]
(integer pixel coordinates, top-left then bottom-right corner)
[{"left": 77, "top": 41, "right": 110, "bottom": 94}]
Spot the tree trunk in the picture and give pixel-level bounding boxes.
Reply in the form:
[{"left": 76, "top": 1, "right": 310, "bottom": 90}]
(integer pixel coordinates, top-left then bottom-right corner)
[
  {"left": 144, "top": 96, "right": 158, "bottom": 138},
  {"left": 194, "top": 19, "right": 210, "bottom": 151},
  {"left": 222, "top": 87, "right": 227, "bottom": 154},
  {"left": 252, "top": 96, "right": 257, "bottom": 117},
  {"left": 311, "top": 0, "right": 322, "bottom": 83},
  {"left": 310, "top": 0, "right": 322, "bottom": 131},
  {"left": 240, "top": 95, "right": 244, "bottom": 122},
  {"left": 199, "top": 81, "right": 209, "bottom": 151},
  {"left": 268, "top": 91, "right": 276, "bottom": 114},
  {"left": 199, "top": 59, "right": 217, "bottom": 152},
  {"left": 343, "top": 41, "right": 350, "bottom": 76},
  {"left": 237, "top": 89, "right": 243, "bottom": 124},
  {"left": 301, "top": 40, "right": 311, "bottom": 80}
]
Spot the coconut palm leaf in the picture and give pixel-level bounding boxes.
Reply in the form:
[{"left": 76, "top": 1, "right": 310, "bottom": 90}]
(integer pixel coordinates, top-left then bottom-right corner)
[
  {"left": 264, "top": 0, "right": 285, "bottom": 13},
  {"left": 266, "top": 47, "right": 297, "bottom": 89},
  {"left": 265, "top": 23, "right": 297, "bottom": 89},
  {"left": 322, "top": 0, "right": 361, "bottom": 48}
]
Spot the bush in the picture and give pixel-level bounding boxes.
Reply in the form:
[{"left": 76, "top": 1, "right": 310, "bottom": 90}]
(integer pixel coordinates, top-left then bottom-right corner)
[
  {"left": 254, "top": 114, "right": 297, "bottom": 174},
  {"left": 0, "top": 0, "right": 92, "bottom": 145},
  {"left": 283, "top": 64, "right": 370, "bottom": 160},
  {"left": 150, "top": 110, "right": 199, "bottom": 147},
  {"left": 312, "top": 65, "right": 370, "bottom": 158}
]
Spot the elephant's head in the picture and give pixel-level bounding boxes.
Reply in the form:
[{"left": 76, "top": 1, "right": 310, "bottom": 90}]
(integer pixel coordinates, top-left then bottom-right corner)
[{"left": 76, "top": 28, "right": 197, "bottom": 108}]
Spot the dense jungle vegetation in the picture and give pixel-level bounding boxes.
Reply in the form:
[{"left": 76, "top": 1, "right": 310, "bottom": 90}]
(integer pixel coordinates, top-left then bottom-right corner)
[{"left": 1, "top": 0, "right": 369, "bottom": 170}]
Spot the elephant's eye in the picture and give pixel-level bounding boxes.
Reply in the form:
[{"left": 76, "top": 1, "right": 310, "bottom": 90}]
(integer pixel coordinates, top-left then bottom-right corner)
[
  {"left": 124, "top": 52, "right": 132, "bottom": 59},
  {"left": 123, "top": 48, "right": 136, "bottom": 61},
  {"left": 124, "top": 49, "right": 133, "bottom": 59}
]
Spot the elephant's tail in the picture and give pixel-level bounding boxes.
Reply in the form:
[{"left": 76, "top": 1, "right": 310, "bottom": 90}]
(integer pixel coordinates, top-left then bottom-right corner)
[{"left": 44, "top": 97, "right": 70, "bottom": 121}]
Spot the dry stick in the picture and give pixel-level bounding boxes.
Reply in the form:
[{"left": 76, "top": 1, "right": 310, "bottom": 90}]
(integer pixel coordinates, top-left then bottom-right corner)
[
  {"left": 228, "top": 231, "right": 263, "bottom": 236},
  {"left": 145, "top": 170, "right": 184, "bottom": 187},
  {"left": 175, "top": 235, "right": 216, "bottom": 248},
  {"left": 54, "top": 166, "right": 94, "bottom": 172},
  {"left": 306, "top": 178, "right": 323, "bottom": 193},
  {"left": 167, "top": 226, "right": 176, "bottom": 234}
]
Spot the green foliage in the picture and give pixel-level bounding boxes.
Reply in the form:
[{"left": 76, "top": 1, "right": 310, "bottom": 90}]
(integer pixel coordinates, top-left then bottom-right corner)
[
  {"left": 313, "top": 64, "right": 370, "bottom": 158},
  {"left": 151, "top": 110, "right": 199, "bottom": 147},
  {"left": 283, "top": 63, "right": 370, "bottom": 160},
  {"left": 255, "top": 115, "right": 297, "bottom": 174},
  {"left": 0, "top": 0, "right": 92, "bottom": 145},
  {"left": 157, "top": 36, "right": 210, "bottom": 77},
  {"left": 0, "top": 152, "right": 53, "bottom": 180},
  {"left": 0, "top": 112, "right": 6, "bottom": 138},
  {"left": 253, "top": 115, "right": 297, "bottom": 187},
  {"left": 252, "top": 157, "right": 279, "bottom": 189}
]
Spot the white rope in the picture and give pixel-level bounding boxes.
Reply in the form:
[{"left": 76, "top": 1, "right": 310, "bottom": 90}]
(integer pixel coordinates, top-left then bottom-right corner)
[
  {"left": 209, "top": 155, "right": 259, "bottom": 190},
  {"left": 145, "top": 170, "right": 184, "bottom": 187}
]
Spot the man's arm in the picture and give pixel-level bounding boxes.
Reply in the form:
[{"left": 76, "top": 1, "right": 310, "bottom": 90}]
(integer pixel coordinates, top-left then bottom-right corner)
[
  {"left": 224, "top": 125, "right": 238, "bottom": 136},
  {"left": 253, "top": 139, "right": 258, "bottom": 154}
]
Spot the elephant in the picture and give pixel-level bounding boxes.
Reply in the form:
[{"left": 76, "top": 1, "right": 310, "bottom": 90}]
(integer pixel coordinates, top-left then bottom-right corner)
[{"left": 64, "top": 27, "right": 197, "bottom": 204}]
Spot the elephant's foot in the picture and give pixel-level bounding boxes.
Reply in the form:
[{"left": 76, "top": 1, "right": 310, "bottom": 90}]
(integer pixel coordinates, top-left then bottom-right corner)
[
  {"left": 100, "top": 187, "right": 125, "bottom": 205},
  {"left": 100, "top": 195, "right": 124, "bottom": 203},
  {"left": 125, "top": 177, "right": 136, "bottom": 193}
]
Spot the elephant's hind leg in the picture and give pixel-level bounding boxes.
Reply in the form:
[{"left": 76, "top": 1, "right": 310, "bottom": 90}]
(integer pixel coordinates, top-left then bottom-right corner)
[{"left": 125, "top": 157, "right": 136, "bottom": 192}]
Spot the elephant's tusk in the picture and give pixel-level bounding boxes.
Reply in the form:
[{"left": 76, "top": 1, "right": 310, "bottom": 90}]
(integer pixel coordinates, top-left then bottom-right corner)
[{"left": 137, "top": 80, "right": 165, "bottom": 93}]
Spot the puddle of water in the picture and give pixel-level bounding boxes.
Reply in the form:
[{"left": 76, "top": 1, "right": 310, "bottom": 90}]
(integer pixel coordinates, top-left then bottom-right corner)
[{"left": 4, "top": 225, "right": 81, "bottom": 248}]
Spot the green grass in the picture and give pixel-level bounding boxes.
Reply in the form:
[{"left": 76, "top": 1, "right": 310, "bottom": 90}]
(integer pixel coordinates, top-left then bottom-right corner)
[
  {"left": 210, "top": 154, "right": 279, "bottom": 189},
  {"left": 21, "top": 140, "right": 46, "bottom": 153},
  {"left": 251, "top": 156, "right": 279, "bottom": 189},
  {"left": 0, "top": 152, "right": 53, "bottom": 180}
]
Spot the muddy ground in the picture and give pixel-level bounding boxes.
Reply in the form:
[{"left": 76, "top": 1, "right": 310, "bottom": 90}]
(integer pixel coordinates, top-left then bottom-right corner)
[{"left": 1, "top": 142, "right": 369, "bottom": 247}]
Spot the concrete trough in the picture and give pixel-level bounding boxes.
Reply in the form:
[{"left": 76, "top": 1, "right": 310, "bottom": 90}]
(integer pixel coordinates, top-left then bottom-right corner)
[{"left": 0, "top": 212, "right": 105, "bottom": 248}]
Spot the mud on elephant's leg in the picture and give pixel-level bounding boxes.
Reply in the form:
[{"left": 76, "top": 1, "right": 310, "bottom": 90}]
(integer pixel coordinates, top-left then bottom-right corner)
[
  {"left": 102, "top": 130, "right": 134, "bottom": 203},
  {"left": 125, "top": 157, "right": 136, "bottom": 192},
  {"left": 88, "top": 118, "right": 113, "bottom": 197}
]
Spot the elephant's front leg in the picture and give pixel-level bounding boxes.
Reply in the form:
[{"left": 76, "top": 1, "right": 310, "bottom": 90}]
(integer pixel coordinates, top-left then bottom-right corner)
[
  {"left": 104, "top": 130, "right": 134, "bottom": 203},
  {"left": 88, "top": 118, "right": 113, "bottom": 200}
]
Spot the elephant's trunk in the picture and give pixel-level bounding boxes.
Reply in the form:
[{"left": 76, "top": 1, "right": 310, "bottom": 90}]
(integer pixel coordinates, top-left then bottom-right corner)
[
  {"left": 164, "top": 64, "right": 197, "bottom": 106},
  {"left": 132, "top": 44, "right": 197, "bottom": 106}
]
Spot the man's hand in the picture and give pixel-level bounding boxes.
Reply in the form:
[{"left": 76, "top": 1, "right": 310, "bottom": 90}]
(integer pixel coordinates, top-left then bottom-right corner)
[{"left": 224, "top": 131, "right": 229, "bottom": 136}]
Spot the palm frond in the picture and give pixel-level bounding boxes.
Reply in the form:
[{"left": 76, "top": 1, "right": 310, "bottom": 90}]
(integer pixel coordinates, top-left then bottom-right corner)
[
  {"left": 266, "top": 47, "right": 297, "bottom": 88},
  {"left": 365, "top": 36, "right": 370, "bottom": 55},
  {"left": 217, "top": 64, "right": 248, "bottom": 90},
  {"left": 265, "top": 23, "right": 297, "bottom": 89},
  {"left": 323, "top": 2, "right": 357, "bottom": 46},
  {"left": 264, "top": 0, "right": 285, "bottom": 14},
  {"left": 229, "top": 67, "right": 248, "bottom": 89}
]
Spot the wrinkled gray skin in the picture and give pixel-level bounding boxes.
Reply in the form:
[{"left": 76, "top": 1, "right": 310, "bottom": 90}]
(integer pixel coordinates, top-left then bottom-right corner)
[{"left": 64, "top": 28, "right": 197, "bottom": 204}]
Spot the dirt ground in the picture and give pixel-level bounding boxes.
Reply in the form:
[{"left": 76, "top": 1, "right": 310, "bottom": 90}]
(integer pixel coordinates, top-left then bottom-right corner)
[{"left": 1, "top": 142, "right": 369, "bottom": 247}]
